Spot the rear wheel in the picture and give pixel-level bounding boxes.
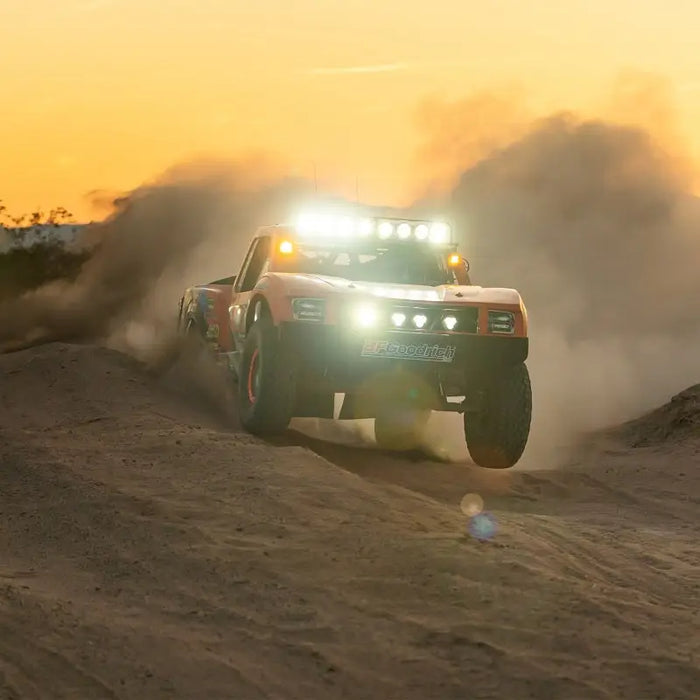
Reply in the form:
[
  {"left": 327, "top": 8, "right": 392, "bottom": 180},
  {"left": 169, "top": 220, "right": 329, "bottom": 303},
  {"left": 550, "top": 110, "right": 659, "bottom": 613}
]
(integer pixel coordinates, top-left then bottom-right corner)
[
  {"left": 374, "top": 408, "right": 430, "bottom": 451},
  {"left": 464, "top": 362, "right": 532, "bottom": 468},
  {"left": 238, "top": 316, "right": 296, "bottom": 435}
]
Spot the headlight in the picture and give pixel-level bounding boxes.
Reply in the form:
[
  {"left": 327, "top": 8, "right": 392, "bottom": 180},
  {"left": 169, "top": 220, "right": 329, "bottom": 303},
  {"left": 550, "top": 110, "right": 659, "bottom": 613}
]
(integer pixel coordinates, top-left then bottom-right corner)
[
  {"left": 397, "top": 222, "right": 411, "bottom": 239},
  {"left": 353, "top": 303, "right": 378, "bottom": 328},
  {"left": 488, "top": 310, "right": 515, "bottom": 334},
  {"left": 292, "top": 298, "right": 325, "bottom": 322},
  {"left": 378, "top": 221, "right": 394, "bottom": 239},
  {"left": 429, "top": 222, "right": 450, "bottom": 244},
  {"left": 414, "top": 223, "right": 429, "bottom": 240},
  {"left": 443, "top": 315, "right": 458, "bottom": 330},
  {"left": 390, "top": 312, "right": 406, "bottom": 327},
  {"left": 412, "top": 314, "right": 428, "bottom": 329},
  {"left": 358, "top": 218, "right": 374, "bottom": 236}
]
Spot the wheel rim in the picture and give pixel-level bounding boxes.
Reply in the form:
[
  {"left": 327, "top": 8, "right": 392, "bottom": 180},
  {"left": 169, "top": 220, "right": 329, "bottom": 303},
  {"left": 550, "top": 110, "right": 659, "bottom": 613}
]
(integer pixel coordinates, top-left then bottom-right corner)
[{"left": 247, "top": 348, "right": 261, "bottom": 404}]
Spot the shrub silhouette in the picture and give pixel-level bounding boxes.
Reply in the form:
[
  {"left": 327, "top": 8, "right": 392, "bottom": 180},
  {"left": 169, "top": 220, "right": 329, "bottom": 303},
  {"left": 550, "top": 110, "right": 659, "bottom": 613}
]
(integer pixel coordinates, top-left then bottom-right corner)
[{"left": 0, "top": 201, "right": 91, "bottom": 302}]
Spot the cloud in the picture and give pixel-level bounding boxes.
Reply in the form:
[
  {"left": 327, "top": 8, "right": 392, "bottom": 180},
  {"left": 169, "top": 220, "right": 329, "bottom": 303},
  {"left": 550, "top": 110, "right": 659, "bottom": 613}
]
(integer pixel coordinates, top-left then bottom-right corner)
[{"left": 308, "top": 63, "right": 410, "bottom": 76}]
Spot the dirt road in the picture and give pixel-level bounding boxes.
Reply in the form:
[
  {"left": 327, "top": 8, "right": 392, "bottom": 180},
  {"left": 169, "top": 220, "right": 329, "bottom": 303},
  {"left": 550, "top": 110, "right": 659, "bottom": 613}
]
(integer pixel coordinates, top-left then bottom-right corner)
[{"left": 1, "top": 343, "right": 698, "bottom": 699}]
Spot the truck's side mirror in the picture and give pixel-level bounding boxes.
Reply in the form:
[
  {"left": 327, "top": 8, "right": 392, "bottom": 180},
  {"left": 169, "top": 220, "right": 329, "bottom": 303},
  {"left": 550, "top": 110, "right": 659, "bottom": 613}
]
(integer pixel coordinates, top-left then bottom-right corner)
[
  {"left": 448, "top": 254, "right": 471, "bottom": 286},
  {"left": 455, "top": 261, "right": 471, "bottom": 286}
]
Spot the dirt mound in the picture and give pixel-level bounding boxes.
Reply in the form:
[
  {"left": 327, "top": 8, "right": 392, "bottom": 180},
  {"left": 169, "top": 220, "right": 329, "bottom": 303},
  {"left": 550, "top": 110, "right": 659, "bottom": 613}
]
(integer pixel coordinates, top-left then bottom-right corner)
[
  {"left": 615, "top": 384, "right": 700, "bottom": 447},
  {"left": 0, "top": 343, "right": 698, "bottom": 699}
]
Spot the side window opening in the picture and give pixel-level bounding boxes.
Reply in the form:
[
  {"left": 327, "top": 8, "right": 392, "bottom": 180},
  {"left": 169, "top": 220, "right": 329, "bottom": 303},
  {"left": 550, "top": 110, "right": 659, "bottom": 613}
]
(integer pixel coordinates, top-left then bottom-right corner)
[{"left": 239, "top": 237, "right": 271, "bottom": 291}]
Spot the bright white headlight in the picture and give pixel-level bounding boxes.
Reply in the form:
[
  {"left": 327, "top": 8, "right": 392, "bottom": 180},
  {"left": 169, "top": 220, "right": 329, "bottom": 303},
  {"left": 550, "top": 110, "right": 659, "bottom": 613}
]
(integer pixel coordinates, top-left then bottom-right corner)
[
  {"left": 443, "top": 315, "right": 458, "bottom": 330},
  {"left": 297, "top": 213, "right": 322, "bottom": 235},
  {"left": 414, "top": 223, "right": 429, "bottom": 240},
  {"left": 337, "top": 216, "right": 354, "bottom": 236},
  {"left": 413, "top": 314, "right": 428, "bottom": 329},
  {"left": 391, "top": 312, "right": 406, "bottom": 327},
  {"left": 358, "top": 218, "right": 374, "bottom": 236},
  {"left": 378, "top": 221, "right": 394, "bottom": 239},
  {"left": 354, "top": 304, "right": 378, "bottom": 328},
  {"left": 397, "top": 222, "right": 411, "bottom": 239},
  {"left": 429, "top": 222, "right": 450, "bottom": 244}
]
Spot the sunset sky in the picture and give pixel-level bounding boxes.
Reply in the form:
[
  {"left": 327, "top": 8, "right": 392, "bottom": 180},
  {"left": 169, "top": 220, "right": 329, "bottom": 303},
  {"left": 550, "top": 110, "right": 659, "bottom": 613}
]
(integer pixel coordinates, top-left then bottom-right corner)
[{"left": 2, "top": 0, "right": 700, "bottom": 221}]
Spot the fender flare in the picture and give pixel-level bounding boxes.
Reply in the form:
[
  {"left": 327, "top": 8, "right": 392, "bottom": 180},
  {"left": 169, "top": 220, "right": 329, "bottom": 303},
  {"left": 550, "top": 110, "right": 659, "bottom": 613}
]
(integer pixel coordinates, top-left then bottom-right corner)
[{"left": 245, "top": 294, "right": 273, "bottom": 332}]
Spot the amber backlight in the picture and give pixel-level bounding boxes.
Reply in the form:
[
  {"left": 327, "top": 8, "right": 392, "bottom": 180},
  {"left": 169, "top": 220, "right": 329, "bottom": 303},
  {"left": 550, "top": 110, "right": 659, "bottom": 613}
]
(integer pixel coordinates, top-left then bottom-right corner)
[
  {"left": 278, "top": 240, "right": 294, "bottom": 255},
  {"left": 448, "top": 253, "right": 461, "bottom": 266}
]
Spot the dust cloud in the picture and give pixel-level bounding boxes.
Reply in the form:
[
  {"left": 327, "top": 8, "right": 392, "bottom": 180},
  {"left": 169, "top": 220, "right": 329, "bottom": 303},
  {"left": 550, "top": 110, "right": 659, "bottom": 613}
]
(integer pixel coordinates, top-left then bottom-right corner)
[
  {"left": 436, "top": 108, "right": 700, "bottom": 466},
  {"left": 0, "top": 156, "right": 309, "bottom": 359}
]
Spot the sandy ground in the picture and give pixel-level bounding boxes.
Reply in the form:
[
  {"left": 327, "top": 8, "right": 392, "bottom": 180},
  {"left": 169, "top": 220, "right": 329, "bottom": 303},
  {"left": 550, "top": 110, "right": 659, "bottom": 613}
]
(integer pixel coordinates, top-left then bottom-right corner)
[{"left": 0, "top": 342, "right": 698, "bottom": 699}]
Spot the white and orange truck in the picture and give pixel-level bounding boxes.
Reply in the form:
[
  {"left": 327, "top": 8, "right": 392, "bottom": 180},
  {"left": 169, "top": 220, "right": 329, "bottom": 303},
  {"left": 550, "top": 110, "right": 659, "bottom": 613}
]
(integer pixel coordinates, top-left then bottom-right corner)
[{"left": 177, "top": 211, "right": 532, "bottom": 468}]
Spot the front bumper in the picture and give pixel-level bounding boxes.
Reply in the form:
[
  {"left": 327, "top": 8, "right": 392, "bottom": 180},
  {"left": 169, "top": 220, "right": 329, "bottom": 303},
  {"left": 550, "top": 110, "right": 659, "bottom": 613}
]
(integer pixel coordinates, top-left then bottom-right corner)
[{"left": 278, "top": 321, "right": 528, "bottom": 390}]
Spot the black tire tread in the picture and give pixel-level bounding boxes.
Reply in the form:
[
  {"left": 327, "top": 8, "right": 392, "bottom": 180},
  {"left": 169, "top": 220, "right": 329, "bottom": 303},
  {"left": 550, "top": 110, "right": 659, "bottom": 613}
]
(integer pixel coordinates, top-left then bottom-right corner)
[
  {"left": 238, "top": 317, "right": 295, "bottom": 435},
  {"left": 464, "top": 362, "right": 532, "bottom": 469}
]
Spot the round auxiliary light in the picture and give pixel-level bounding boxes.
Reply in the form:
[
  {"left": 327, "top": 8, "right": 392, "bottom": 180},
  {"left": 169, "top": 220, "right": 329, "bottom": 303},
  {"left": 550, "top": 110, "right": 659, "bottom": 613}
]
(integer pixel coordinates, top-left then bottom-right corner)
[
  {"left": 337, "top": 216, "right": 354, "bottom": 236},
  {"left": 296, "top": 213, "right": 322, "bottom": 235},
  {"left": 378, "top": 221, "right": 394, "bottom": 239},
  {"left": 413, "top": 314, "right": 428, "bottom": 329},
  {"left": 443, "top": 315, "right": 458, "bottom": 330},
  {"left": 397, "top": 222, "right": 411, "bottom": 239},
  {"left": 358, "top": 218, "right": 374, "bottom": 236},
  {"left": 316, "top": 214, "right": 336, "bottom": 235},
  {"left": 429, "top": 222, "right": 450, "bottom": 244},
  {"left": 391, "top": 312, "right": 406, "bottom": 327},
  {"left": 414, "top": 223, "right": 429, "bottom": 240}
]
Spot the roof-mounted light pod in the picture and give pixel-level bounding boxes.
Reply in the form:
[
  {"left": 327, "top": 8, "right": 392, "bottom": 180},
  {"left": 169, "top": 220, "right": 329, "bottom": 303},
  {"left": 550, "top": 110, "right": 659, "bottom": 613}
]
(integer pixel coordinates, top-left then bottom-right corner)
[{"left": 292, "top": 212, "right": 452, "bottom": 244}]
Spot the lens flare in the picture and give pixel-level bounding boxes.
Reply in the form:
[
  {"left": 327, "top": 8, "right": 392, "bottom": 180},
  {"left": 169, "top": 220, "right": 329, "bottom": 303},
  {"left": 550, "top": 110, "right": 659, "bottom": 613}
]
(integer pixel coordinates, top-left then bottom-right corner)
[
  {"left": 459, "top": 492, "right": 484, "bottom": 517},
  {"left": 468, "top": 512, "right": 497, "bottom": 541}
]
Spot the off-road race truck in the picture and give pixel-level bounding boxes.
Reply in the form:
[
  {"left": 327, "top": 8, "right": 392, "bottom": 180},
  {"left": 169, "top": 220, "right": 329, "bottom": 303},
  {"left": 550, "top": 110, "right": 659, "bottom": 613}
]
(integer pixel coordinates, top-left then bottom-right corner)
[{"left": 177, "top": 212, "right": 532, "bottom": 468}]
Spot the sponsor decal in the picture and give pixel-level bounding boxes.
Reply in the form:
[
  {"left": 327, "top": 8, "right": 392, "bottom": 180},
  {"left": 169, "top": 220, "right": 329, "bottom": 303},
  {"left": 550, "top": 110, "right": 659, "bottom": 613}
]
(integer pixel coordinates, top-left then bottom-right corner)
[
  {"left": 361, "top": 339, "right": 457, "bottom": 363},
  {"left": 197, "top": 293, "right": 215, "bottom": 313}
]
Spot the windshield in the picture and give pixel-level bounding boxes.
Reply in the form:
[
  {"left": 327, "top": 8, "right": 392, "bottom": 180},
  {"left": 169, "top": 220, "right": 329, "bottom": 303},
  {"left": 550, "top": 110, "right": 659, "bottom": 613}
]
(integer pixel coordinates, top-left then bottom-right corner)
[{"left": 271, "top": 242, "right": 454, "bottom": 286}]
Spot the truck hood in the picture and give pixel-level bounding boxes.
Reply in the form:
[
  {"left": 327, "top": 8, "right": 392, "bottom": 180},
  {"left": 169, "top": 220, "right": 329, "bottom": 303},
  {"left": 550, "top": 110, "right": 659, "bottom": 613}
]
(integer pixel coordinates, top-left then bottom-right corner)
[{"left": 263, "top": 272, "right": 522, "bottom": 306}]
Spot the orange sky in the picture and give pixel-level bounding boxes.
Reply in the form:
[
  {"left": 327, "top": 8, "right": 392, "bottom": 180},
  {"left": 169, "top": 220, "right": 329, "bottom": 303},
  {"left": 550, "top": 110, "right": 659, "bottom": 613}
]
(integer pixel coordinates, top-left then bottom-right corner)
[{"left": 2, "top": 0, "right": 700, "bottom": 221}]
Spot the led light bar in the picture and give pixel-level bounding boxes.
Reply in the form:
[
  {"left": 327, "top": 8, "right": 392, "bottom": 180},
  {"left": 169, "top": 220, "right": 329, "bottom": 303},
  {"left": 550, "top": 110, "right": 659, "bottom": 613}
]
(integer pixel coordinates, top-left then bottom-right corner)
[{"left": 293, "top": 212, "right": 452, "bottom": 244}]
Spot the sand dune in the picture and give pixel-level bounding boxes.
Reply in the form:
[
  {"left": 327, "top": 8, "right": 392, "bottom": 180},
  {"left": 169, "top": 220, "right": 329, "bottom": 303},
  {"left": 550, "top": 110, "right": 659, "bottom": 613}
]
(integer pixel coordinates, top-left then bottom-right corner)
[{"left": 0, "top": 342, "right": 698, "bottom": 699}]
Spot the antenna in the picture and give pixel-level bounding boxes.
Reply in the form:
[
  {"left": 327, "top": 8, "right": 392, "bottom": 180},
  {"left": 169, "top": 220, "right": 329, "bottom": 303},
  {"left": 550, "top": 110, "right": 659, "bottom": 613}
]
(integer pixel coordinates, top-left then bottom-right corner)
[{"left": 311, "top": 161, "right": 318, "bottom": 195}]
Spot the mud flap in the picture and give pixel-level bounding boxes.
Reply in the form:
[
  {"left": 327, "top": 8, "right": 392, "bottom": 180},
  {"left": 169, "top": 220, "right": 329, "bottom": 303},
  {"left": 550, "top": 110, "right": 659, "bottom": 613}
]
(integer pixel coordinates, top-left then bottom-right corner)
[
  {"left": 340, "top": 370, "right": 441, "bottom": 420},
  {"left": 338, "top": 393, "right": 374, "bottom": 420}
]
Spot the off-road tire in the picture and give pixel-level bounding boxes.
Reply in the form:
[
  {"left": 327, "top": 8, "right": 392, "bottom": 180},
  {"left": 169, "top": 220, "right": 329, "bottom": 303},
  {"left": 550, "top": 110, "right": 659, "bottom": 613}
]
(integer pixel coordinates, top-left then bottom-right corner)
[
  {"left": 464, "top": 362, "right": 532, "bottom": 468},
  {"left": 238, "top": 316, "right": 296, "bottom": 435},
  {"left": 374, "top": 409, "right": 431, "bottom": 451}
]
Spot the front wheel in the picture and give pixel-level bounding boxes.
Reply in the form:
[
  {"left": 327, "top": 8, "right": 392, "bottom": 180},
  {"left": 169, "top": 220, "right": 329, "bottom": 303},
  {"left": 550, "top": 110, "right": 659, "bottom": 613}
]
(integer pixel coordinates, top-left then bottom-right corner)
[
  {"left": 238, "top": 317, "right": 296, "bottom": 435},
  {"left": 374, "top": 409, "right": 430, "bottom": 451},
  {"left": 464, "top": 362, "right": 532, "bottom": 469}
]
